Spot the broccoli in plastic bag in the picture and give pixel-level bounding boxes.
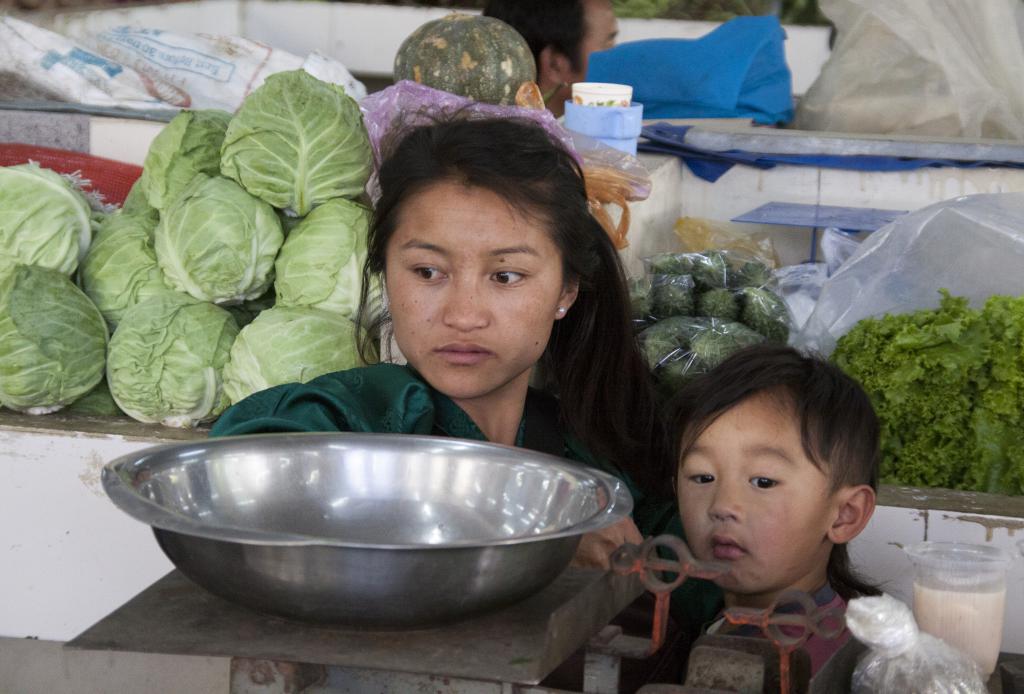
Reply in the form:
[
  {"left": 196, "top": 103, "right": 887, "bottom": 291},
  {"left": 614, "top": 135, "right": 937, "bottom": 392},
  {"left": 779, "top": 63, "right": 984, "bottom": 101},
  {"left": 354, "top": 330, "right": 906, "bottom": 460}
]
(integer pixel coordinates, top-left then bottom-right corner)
[
  {"left": 639, "top": 317, "right": 765, "bottom": 396},
  {"left": 644, "top": 252, "right": 694, "bottom": 276},
  {"left": 629, "top": 276, "right": 653, "bottom": 329},
  {"left": 690, "top": 250, "right": 730, "bottom": 290},
  {"left": 846, "top": 594, "right": 985, "bottom": 694},
  {"left": 732, "top": 259, "right": 774, "bottom": 289},
  {"left": 740, "top": 286, "right": 790, "bottom": 343},
  {"left": 650, "top": 274, "right": 695, "bottom": 319},
  {"left": 689, "top": 321, "right": 765, "bottom": 369},
  {"left": 638, "top": 316, "right": 705, "bottom": 369},
  {"left": 697, "top": 288, "right": 740, "bottom": 321}
]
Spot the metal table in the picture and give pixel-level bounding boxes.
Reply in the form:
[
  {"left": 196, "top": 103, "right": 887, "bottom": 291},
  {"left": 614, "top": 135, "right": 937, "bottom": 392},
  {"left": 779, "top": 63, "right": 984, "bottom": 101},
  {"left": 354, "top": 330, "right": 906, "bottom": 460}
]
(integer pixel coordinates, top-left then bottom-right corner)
[{"left": 67, "top": 568, "right": 645, "bottom": 693}]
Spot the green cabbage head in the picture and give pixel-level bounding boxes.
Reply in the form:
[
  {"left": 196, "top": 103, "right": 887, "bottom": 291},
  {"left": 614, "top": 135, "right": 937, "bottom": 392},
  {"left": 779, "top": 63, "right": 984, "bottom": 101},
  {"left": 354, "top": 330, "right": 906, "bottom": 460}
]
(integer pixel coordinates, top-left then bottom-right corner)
[
  {"left": 0, "top": 264, "right": 108, "bottom": 413},
  {"left": 220, "top": 70, "right": 372, "bottom": 216},
  {"left": 222, "top": 306, "right": 365, "bottom": 404},
  {"left": 81, "top": 211, "right": 170, "bottom": 327},
  {"left": 154, "top": 175, "right": 284, "bottom": 305},
  {"left": 0, "top": 163, "right": 93, "bottom": 275},
  {"left": 274, "top": 198, "right": 370, "bottom": 320},
  {"left": 138, "top": 109, "right": 232, "bottom": 211},
  {"left": 107, "top": 292, "right": 239, "bottom": 428}
]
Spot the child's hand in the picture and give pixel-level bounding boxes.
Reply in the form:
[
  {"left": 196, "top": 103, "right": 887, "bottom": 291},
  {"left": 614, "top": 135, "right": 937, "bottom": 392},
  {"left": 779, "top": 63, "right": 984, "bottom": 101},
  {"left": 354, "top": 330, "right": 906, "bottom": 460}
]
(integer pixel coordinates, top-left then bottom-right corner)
[{"left": 571, "top": 518, "right": 644, "bottom": 570}]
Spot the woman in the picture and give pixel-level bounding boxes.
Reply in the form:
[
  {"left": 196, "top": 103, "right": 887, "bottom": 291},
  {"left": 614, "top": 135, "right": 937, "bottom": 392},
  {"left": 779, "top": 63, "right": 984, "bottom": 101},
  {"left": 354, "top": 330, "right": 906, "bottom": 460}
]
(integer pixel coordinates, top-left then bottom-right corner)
[{"left": 212, "top": 117, "right": 674, "bottom": 573}]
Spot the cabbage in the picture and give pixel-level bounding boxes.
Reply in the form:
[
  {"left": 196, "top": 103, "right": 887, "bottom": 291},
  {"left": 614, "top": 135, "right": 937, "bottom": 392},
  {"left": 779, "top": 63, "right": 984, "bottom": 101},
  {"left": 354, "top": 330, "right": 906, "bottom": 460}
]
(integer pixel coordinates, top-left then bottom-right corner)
[
  {"left": 0, "top": 264, "right": 108, "bottom": 413},
  {"left": 107, "top": 292, "right": 239, "bottom": 428},
  {"left": 222, "top": 306, "right": 364, "bottom": 404},
  {"left": 81, "top": 211, "right": 170, "bottom": 327},
  {"left": 121, "top": 178, "right": 158, "bottom": 222},
  {"left": 0, "top": 163, "right": 93, "bottom": 275},
  {"left": 220, "top": 70, "right": 372, "bottom": 216},
  {"left": 274, "top": 198, "right": 370, "bottom": 320},
  {"left": 138, "top": 109, "right": 232, "bottom": 211},
  {"left": 65, "top": 379, "right": 122, "bottom": 417},
  {"left": 154, "top": 174, "right": 284, "bottom": 305}
]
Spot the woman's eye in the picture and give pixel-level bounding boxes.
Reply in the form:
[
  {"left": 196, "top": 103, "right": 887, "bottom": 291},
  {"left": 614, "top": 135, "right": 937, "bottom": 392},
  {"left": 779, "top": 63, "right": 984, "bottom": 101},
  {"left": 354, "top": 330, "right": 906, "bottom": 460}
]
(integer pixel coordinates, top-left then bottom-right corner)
[
  {"left": 751, "top": 477, "right": 777, "bottom": 489},
  {"left": 493, "top": 271, "right": 523, "bottom": 285},
  {"left": 415, "top": 267, "right": 441, "bottom": 280}
]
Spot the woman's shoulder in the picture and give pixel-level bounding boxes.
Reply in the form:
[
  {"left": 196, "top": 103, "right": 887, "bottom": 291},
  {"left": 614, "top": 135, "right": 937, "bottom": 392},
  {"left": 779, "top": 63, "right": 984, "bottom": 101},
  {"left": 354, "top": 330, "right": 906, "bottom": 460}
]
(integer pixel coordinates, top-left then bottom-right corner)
[{"left": 210, "top": 363, "right": 437, "bottom": 436}]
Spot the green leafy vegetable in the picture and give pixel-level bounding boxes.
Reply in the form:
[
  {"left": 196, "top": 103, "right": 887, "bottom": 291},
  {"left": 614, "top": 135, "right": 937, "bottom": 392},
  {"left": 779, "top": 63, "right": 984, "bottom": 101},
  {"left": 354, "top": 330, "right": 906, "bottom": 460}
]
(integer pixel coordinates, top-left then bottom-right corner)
[
  {"left": 107, "top": 292, "right": 238, "bottom": 428},
  {"left": 651, "top": 274, "right": 695, "bottom": 318},
  {"left": 81, "top": 211, "right": 170, "bottom": 327},
  {"left": 689, "top": 321, "right": 764, "bottom": 369},
  {"left": 138, "top": 109, "right": 232, "bottom": 211},
  {"left": 0, "top": 265, "right": 107, "bottom": 413},
  {"left": 274, "top": 198, "right": 370, "bottom": 320},
  {"left": 690, "top": 250, "right": 730, "bottom": 290},
  {"left": 645, "top": 252, "right": 693, "bottom": 276},
  {"left": 0, "top": 163, "right": 93, "bottom": 275},
  {"left": 222, "top": 306, "right": 366, "bottom": 404},
  {"left": 65, "top": 379, "right": 122, "bottom": 417},
  {"left": 833, "top": 291, "right": 1024, "bottom": 495},
  {"left": 733, "top": 260, "right": 773, "bottom": 289},
  {"left": 697, "top": 288, "right": 740, "bottom": 321},
  {"left": 740, "top": 286, "right": 790, "bottom": 343},
  {"left": 154, "top": 174, "right": 284, "bottom": 305},
  {"left": 220, "top": 70, "right": 372, "bottom": 216}
]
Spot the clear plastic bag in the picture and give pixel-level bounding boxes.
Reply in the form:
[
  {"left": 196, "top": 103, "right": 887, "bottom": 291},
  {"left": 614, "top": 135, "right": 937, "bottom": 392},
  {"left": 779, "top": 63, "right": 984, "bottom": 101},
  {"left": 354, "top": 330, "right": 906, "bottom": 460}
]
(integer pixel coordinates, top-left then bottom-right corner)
[
  {"left": 794, "top": 0, "right": 1024, "bottom": 139},
  {"left": 798, "top": 193, "right": 1024, "bottom": 355},
  {"left": 639, "top": 316, "right": 766, "bottom": 394},
  {"left": 845, "top": 594, "right": 985, "bottom": 694},
  {"left": 650, "top": 274, "right": 696, "bottom": 320},
  {"left": 639, "top": 249, "right": 793, "bottom": 348},
  {"left": 358, "top": 80, "right": 651, "bottom": 251},
  {"left": 775, "top": 262, "right": 829, "bottom": 332}
]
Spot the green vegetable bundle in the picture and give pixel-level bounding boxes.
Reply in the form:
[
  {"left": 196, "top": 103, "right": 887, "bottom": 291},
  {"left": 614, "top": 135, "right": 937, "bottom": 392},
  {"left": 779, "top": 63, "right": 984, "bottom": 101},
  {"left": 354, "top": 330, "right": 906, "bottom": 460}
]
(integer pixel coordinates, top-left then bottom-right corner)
[
  {"left": 833, "top": 291, "right": 1024, "bottom": 495},
  {"left": 634, "top": 250, "right": 789, "bottom": 394}
]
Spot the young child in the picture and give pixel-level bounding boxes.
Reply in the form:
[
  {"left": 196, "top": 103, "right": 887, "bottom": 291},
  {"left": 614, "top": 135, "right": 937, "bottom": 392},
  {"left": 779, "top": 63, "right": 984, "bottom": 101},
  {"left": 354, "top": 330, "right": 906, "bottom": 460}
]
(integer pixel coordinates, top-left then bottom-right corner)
[{"left": 673, "top": 344, "right": 880, "bottom": 675}]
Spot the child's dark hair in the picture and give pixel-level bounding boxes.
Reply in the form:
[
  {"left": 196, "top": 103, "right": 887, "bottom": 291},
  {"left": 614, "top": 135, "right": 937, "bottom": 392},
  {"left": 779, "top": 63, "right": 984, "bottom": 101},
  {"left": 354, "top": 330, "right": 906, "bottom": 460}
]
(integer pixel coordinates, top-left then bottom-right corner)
[
  {"left": 672, "top": 344, "right": 881, "bottom": 601},
  {"left": 356, "top": 117, "right": 669, "bottom": 496}
]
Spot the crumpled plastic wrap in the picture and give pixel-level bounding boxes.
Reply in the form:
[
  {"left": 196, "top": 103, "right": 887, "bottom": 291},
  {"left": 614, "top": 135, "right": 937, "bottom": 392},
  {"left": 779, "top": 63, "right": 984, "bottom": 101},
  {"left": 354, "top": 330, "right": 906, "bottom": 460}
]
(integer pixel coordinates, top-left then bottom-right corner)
[
  {"left": 845, "top": 594, "right": 985, "bottom": 694},
  {"left": 358, "top": 80, "right": 651, "bottom": 248},
  {"left": 797, "top": 193, "right": 1024, "bottom": 355}
]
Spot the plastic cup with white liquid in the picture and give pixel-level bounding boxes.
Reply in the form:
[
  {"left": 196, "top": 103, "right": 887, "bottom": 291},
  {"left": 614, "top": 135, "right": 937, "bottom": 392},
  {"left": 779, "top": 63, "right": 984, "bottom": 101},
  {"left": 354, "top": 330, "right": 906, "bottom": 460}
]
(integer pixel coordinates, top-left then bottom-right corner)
[{"left": 905, "top": 541, "right": 1011, "bottom": 676}]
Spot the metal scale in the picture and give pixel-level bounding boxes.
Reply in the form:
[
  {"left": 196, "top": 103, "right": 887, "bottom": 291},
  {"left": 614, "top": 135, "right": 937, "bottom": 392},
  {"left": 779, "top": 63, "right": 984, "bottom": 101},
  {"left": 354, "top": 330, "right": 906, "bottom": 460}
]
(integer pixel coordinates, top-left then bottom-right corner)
[{"left": 66, "top": 535, "right": 860, "bottom": 694}]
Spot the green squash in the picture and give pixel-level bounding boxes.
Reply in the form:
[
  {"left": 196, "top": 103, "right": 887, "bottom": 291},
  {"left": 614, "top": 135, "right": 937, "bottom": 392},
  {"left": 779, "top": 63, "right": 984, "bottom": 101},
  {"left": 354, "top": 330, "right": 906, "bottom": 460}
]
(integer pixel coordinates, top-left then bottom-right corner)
[{"left": 393, "top": 13, "right": 537, "bottom": 106}]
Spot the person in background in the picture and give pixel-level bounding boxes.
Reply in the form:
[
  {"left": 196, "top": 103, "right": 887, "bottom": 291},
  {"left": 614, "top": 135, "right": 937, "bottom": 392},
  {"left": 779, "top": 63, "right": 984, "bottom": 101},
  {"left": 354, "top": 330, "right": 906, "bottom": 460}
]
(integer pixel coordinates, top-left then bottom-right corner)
[
  {"left": 483, "top": 0, "right": 618, "bottom": 117},
  {"left": 673, "top": 345, "right": 880, "bottom": 676}
]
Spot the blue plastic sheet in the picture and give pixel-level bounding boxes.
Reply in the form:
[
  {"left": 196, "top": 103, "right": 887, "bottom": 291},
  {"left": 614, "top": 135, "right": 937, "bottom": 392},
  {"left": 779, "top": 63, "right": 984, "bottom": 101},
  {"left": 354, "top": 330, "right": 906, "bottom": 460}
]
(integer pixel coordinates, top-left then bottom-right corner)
[
  {"left": 585, "top": 16, "right": 793, "bottom": 125},
  {"left": 640, "top": 124, "right": 1024, "bottom": 183}
]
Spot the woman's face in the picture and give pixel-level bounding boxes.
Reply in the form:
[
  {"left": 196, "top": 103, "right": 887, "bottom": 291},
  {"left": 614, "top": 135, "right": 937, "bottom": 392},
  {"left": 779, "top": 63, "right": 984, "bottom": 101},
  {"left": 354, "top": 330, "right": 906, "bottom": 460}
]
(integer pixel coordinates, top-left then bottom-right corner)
[{"left": 385, "top": 180, "right": 578, "bottom": 409}]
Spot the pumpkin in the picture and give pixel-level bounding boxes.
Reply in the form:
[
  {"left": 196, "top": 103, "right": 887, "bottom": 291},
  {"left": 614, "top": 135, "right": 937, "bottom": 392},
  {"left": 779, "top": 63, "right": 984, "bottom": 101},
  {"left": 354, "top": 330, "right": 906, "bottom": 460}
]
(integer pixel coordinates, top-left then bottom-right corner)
[{"left": 393, "top": 13, "right": 537, "bottom": 106}]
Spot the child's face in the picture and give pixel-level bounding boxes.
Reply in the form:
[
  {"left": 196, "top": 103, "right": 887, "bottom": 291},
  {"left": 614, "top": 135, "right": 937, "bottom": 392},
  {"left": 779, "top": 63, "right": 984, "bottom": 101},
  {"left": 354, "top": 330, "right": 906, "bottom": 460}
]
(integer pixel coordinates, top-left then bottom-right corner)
[{"left": 678, "top": 393, "right": 840, "bottom": 609}]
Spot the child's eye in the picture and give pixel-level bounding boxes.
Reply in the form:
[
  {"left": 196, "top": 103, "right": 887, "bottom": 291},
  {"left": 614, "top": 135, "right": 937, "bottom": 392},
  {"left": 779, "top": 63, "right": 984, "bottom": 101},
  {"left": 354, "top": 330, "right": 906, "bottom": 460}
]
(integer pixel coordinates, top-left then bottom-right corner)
[
  {"left": 750, "top": 477, "right": 777, "bottom": 489},
  {"left": 688, "top": 474, "right": 715, "bottom": 484},
  {"left": 493, "top": 270, "right": 524, "bottom": 285}
]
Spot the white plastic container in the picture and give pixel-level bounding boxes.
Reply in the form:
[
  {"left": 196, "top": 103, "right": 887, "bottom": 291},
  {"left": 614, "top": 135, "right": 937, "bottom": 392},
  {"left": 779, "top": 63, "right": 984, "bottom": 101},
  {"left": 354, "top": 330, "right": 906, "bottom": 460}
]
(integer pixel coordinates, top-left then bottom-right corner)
[
  {"left": 905, "top": 541, "right": 1012, "bottom": 676},
  {"left": 571, "top": 82, "right": 632, "bottom": 107}
]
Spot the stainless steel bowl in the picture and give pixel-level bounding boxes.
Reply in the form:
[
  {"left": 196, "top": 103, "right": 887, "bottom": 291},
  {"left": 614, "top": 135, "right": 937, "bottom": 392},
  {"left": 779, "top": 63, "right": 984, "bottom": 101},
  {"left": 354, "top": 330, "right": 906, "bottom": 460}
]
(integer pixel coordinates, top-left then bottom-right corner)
[{"left": 102, "top": 432, "right": 632, "bottom": 627}]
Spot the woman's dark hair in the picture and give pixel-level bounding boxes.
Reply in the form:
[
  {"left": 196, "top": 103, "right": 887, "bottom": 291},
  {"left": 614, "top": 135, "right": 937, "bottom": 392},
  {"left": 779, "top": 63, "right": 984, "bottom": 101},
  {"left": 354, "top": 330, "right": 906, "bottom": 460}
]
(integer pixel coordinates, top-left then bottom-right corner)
[
  {"left": 484, "top": 0, "right": 588, "bottom": 71},
  {"left": 357, "top": 116, "right": 669, "bottom": 496},
  {"left": 671, "top": 344, "right": 882, "bottom": 601}
]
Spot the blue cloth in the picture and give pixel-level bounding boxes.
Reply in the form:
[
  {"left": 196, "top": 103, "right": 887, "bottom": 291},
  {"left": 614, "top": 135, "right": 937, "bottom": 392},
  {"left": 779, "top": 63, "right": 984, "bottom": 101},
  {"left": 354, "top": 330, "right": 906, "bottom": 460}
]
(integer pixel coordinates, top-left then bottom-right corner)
[
  {"left": 640, "top": 123, "right": 1024, "bottom": 183},
  {"left": 585, "top": 16, "right": 793, "bottom": 125}
]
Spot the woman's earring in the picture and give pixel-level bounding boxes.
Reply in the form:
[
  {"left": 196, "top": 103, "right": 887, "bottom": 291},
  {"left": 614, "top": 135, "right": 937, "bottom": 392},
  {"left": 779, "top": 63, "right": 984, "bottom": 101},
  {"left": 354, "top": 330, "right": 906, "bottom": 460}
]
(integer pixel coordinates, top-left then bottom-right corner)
[{"left": 556, "top": 306, "right": 567, "bottom": 317}]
